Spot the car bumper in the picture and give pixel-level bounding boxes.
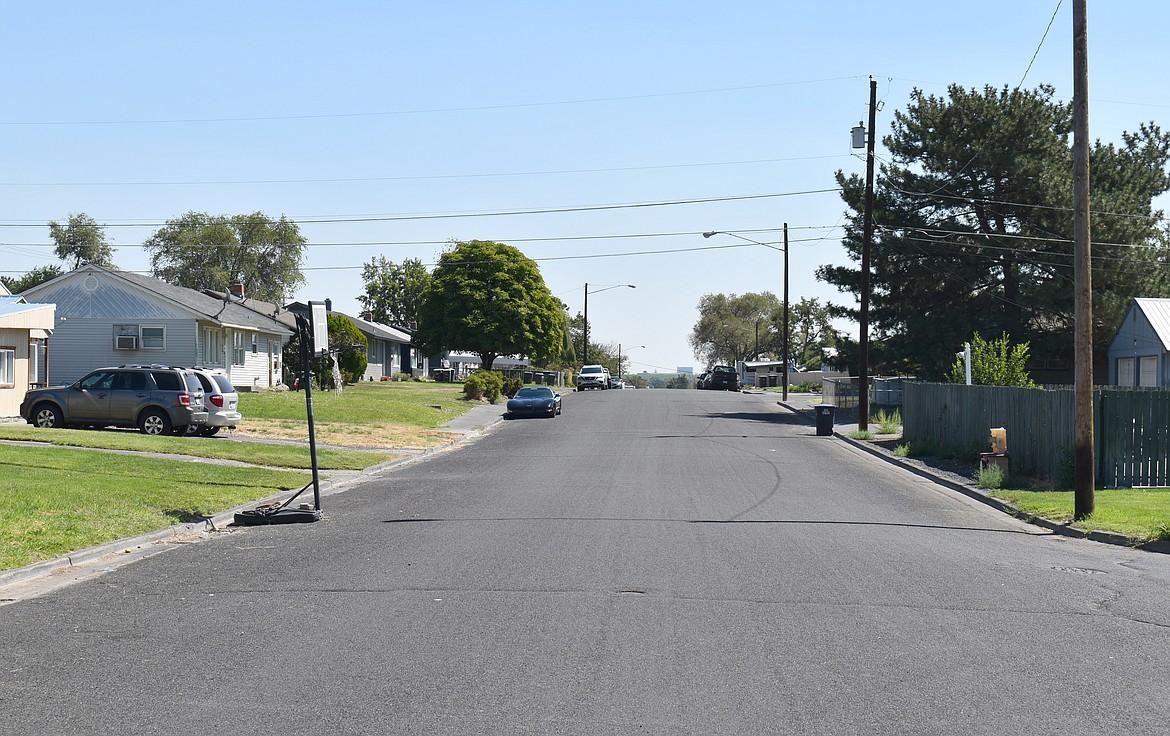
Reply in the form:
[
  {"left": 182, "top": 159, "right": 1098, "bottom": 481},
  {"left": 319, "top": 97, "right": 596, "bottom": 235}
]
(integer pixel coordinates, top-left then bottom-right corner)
[{"left": 205, "top": 410, "right": 242, "bottom": 428}]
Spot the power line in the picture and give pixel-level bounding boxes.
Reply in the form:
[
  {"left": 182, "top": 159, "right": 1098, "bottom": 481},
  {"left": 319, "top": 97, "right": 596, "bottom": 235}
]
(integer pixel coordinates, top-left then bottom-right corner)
[
  {"left": 0, "top": 155, "right": 850, "bottom": 188},
  {"left": 0, "top": 76, "right": 862, "bottom": 127},
  {"left": 0, "top": 189, "right": 841, "bottom": 229}
]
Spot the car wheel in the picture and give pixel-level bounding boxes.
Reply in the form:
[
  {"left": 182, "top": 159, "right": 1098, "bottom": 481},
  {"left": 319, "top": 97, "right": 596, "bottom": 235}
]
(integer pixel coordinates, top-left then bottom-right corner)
[
  {"left": 139, "top": 410, "right": 172, "bottom": 436},
  {"left": 33, "top": 403, "right": 63, "bottom": 429},
  {"left": 199, "top": 426, "right": 221, "bottom": 436}
]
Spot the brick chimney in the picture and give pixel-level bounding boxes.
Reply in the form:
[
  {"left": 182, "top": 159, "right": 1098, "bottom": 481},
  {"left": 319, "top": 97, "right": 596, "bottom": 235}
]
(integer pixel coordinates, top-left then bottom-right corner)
[{"left": 230, "top": 283, "right": 245, "bottom": 299}]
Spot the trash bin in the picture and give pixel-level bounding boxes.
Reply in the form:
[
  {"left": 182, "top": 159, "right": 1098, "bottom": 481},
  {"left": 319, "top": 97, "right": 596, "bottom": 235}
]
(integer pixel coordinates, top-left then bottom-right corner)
[{"left": 816, "top": 404, "right": 835, "bottom": 436}]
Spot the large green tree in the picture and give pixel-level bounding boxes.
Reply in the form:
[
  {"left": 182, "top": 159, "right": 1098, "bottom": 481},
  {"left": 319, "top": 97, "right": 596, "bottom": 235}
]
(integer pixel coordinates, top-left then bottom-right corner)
[
  {"left": 2, "top": 264, "right": 64, "bottom": 293},
  {"left": 789, "top": 297, "right": 837, "bottom": 369},
  {"left": 415, "top": 240, "right": 562, "bottom": 370},
  {"left": 143, "top": 211, "right": 307, "bottom": 304},
  {"left": 49, "top": 213, "right": 115, "bottom": 269},
  {"left": 689, "top": 292, "right": 781, "bottom": 367},
  {"left": 358, "top": 256, "right": 431, "bottom": 328},
  {"left": 819, "top": 83, "right": 1170, "bottom": 379}
]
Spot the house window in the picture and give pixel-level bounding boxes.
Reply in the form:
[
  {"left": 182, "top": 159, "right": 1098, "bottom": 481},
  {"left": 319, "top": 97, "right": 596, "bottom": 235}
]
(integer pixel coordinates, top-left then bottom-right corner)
[
  {"left": 1118, "top": 357, "right": 1135, "bottom": 387},
  {"left": 232, "top": 332, "right": 246, "bottom": 366},
  {"left": 1140, "top": 356, "right": 1158, "bottom": 387},
  {"left": 251, "top": 333, "right": 259, "bottom": 354},
  {"left": 141, "top": 325, "right": 165, "bottom": 350},
  {"left": 0, "top": 347, "right": 14, "bottom": 388},
  {"left": 202, "top": 328, "right": 223, "bottom": 366}
]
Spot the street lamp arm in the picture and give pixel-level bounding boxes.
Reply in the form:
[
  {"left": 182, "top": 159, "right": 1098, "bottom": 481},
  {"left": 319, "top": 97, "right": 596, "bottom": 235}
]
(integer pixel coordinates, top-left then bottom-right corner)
[
  {"left": 587, "top": 284, "right": 636, "bottom": 295},
  {"left": 703, "top": 230, "right": 783, "bottom": 252}
]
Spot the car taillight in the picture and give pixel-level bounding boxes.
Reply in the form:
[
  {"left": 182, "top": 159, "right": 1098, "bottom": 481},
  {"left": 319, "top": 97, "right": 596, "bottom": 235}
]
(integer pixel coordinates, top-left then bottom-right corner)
[
  {"left": 210, "top": 395, "right": 224, "bottom": 408},
  {"left": 179, "top": 393, "right": 191, "bottom": 406}
]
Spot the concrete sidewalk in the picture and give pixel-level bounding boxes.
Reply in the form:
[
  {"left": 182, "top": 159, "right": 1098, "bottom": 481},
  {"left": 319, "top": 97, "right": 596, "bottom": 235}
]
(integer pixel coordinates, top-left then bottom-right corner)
[{"left": 0, "top": 399, "right": 509, "bottom": 600}]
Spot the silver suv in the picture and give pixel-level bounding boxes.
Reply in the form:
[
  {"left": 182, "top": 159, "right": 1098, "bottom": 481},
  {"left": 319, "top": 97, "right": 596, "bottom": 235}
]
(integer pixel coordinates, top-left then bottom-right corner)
[
  {"left": 188, "top": 367, "right": 241, "bottom": 436},
  {"left": 576, "top": 364, "right": 611, "bottom": 390},
  {"left": 20, "top": 364, "right": 208, "bottom": 436}
]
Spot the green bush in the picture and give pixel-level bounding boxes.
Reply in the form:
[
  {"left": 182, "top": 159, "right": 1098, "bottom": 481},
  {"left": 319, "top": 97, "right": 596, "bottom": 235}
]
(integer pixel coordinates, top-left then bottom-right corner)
[
  {"left": 875, "top": 409, "right": 902, "bottom": 434},
  {"left": 894, "top": 442, "right": 912, "bottom": 457},
  {"left": 503, "top": 376, "right": 524, "bottom": 398},
  {"left": 463, "top": 370, "right": 504, "bottom": 403},
  {"left": 975, "top": 462, "right": 1005, "bottom": 489}
]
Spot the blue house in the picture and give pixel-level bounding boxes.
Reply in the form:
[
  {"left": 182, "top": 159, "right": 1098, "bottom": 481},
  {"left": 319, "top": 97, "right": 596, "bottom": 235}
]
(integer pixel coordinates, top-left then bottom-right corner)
[{"left": 1106, "top": 298, "right": 1170, "bottom": 387}]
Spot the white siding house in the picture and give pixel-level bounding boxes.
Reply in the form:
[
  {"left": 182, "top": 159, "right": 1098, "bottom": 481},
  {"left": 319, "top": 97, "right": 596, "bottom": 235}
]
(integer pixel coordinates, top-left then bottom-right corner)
[{"left": 21, "top": 265, "right": 292, "bottom": 390}]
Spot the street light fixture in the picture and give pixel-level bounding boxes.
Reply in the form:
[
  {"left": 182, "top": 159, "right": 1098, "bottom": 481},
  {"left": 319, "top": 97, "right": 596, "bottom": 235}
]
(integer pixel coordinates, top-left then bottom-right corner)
[
  {"left": 703, "top": 228, "right": 790, "bottom": 400},
  {"left": 583, "top": 283, "right": 636, "bottom": 365}
]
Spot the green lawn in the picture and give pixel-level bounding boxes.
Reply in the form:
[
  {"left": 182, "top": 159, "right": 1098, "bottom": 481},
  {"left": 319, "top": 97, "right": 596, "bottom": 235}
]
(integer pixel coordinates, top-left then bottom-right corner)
[
  {"left": 0, "top": 382, "right": 479, "bottom": 571},
  {"left": 240, "top": 380, "right": 474, "bottom": 426},
  {"left": 0, "top": 445, "right": 312, "bottom": 570},
  {"left": 993, "top": 488, "right": 1170, "bottom": 542}
]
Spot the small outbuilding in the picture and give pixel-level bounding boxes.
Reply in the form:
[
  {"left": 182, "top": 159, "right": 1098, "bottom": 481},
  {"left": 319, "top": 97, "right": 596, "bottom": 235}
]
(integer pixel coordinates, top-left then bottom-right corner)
[{"left": 1107, "top": 298, "right": 1170, "bottom": 386}]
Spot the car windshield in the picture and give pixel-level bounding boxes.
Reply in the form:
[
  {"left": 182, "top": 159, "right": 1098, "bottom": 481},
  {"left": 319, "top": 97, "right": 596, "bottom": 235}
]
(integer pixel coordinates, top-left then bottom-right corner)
[
  {"left": 581, "top": 367, "right": 605, "bottom": 375},
  {"left": 514, "top": 387, "right": 553, "bottom": 398}
]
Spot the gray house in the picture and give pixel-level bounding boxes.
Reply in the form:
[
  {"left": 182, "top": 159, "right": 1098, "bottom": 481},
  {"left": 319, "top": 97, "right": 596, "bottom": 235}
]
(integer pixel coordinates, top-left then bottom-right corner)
[
  {"left": 333, "top": 311, "right": 415, "bottom": 381},
  {"left": 22, "top": 265, "right": 293, "bottom": 390},
  {"left": 1107, "top": 298, "right": 1170, "bottom": 387}
]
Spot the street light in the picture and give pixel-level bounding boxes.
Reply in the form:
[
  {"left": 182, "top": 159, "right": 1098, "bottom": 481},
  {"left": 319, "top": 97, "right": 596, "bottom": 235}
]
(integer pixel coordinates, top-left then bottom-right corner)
[
  {"left": 617, "top": 343, "right": 644, "bottom": 381},
  {"left": 703, "top": 227, "right": 790, "bottom": 400},
  {"left": 583, "top": 283, "right": 636, "bottom": 365}
]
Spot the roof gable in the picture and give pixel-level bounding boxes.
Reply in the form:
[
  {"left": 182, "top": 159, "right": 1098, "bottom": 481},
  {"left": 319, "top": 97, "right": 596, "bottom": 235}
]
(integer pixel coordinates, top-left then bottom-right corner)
[
  {"left": 1134, "top": 298, "right": 1170, "bottom": 351},
  {"left": 23, "top": 265, "right": 291, "bottom": 335}
]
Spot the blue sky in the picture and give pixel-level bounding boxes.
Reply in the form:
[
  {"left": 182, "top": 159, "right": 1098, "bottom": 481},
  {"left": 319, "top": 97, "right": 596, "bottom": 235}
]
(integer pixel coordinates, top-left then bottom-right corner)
[{"left": 3, "top": 2, "right": 1167, "bottom": 374}]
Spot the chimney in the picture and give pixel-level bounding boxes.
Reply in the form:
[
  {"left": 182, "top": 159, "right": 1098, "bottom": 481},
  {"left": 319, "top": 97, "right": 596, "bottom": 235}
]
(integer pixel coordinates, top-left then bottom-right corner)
[{"left": 230, "top": 283, "right": 245, "bottom": 299}]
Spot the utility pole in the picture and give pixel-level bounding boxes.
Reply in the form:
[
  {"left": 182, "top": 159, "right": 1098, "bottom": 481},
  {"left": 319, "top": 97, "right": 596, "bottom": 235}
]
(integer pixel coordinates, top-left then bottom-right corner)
[
  {"left": 1073, "top": 0, "right": 1095, "bottom": 518},
  {"left": 582, "top": 282, "right": 588, "bottom": 366},
  {"left": 783, "top": 222, "right": 790, "bottom": 402},
  {"left": 859, "top": 77, "right": 877, "bottom": 430}
]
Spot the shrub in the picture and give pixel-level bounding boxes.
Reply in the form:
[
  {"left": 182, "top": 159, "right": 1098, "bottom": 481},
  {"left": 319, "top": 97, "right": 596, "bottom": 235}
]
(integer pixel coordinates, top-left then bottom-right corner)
[
  {"left": 503, "top": 376, "right": 524, "bottom": 398},
  {"left": 875, "top": 409, "right": 902, "bottom": 435},
  {"left": 848, "top": 429, "right": 873, "bottom": 440},
  {"left": 975, "top": 462, "right": 1005, "bottom": 489},
  {"left": 463, "top": 370, "right": 504, "bottom": 403},
  {"left": 894, "top": 442, "right": 911, "bottom": 457}
]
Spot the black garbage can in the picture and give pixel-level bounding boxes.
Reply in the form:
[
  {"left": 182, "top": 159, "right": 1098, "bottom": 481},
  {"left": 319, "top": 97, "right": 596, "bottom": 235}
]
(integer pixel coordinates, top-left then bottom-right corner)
[{"left": 815, "top": 404, "right": 835, "bottom": 436}]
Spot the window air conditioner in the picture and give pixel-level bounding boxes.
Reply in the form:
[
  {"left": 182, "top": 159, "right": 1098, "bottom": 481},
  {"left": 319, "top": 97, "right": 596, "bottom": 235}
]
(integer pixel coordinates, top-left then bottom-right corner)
[{"left": 116, "top": 335, "right": 139, "bottom": 350}]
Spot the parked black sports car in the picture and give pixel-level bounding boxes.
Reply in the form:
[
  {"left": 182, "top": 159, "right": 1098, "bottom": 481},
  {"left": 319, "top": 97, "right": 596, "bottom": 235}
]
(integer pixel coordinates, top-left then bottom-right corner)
[{"left": 505, "top": 386, "right": 562, "bottom": 418}]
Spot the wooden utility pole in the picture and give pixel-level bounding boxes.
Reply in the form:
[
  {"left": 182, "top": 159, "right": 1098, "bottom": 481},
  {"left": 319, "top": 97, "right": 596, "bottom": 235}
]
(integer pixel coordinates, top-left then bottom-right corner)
[
  {"left": 1073, "top": 0, "right": 1095, "bottom": 518},
  {"left": 859, "top": 77, "right": 877, "bottom": 430},
  {"left": 782, "top": 222, "right": 790, "bottom": 401}
]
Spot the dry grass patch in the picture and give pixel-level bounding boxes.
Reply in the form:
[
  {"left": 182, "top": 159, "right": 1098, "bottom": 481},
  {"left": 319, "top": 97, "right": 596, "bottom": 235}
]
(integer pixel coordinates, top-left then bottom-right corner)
[{"left": 236, "top": 418, "right": 459, "bottom": 449}]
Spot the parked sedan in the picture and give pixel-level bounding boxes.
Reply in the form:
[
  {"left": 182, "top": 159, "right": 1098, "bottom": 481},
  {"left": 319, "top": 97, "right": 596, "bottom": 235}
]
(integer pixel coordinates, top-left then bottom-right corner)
[{"left": 505, "top": 386, "right": 562, "bottom": 419}]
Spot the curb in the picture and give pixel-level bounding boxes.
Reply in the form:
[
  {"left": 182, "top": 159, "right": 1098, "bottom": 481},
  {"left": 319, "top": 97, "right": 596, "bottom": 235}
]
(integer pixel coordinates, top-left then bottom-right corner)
[
  {"left": 0, "top": 410, "right": 506, "bottom": 595},
  {"left": 775, "top": 399, "right": 1170, "bottom": 556}
]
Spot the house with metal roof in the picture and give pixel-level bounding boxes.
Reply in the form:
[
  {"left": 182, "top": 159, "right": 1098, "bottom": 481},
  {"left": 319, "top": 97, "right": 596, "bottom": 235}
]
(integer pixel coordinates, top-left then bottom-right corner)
[
  {"left": 21, "top": 265, "right": 292, "bottom": 390},
  {"left": 1107, "top": 298, "right": 1170, "bottom": 386},
  {"left": 332, "top": 311, "right": 416, "bottom": 381},
  {"left": 0, "top": 283, "right": 56, "bottom": 417}
]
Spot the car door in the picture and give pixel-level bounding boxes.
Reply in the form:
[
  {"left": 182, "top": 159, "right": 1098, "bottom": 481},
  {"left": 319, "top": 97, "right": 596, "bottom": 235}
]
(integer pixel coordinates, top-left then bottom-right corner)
[
  {"left": 65, "top": 370, "right": 116, "bottom": 421},
  {"left": 108, "top": 370, "right": 149, "bottom": 422}
]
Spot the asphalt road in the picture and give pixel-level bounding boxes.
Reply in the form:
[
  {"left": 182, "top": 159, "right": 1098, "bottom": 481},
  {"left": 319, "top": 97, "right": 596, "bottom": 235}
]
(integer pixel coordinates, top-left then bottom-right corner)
[{"left": 3, "top": 388, "right": 1170, "bottom": 735}]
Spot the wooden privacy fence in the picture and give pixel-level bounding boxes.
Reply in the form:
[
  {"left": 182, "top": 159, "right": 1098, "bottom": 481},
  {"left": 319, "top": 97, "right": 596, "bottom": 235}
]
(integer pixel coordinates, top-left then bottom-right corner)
[
  {"left": 1097, "top": 388, "right": 1170, "bottom": 487},
  {"left": 903, "top": 382, "right": 1170, "bottom": 487}
]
